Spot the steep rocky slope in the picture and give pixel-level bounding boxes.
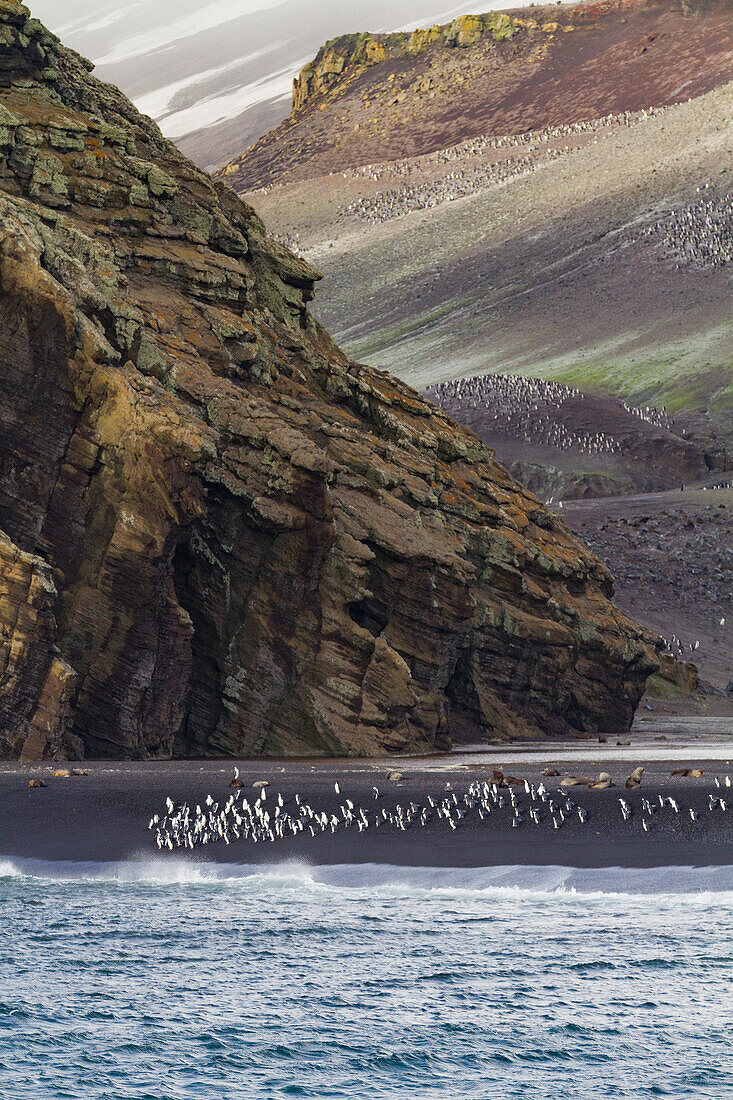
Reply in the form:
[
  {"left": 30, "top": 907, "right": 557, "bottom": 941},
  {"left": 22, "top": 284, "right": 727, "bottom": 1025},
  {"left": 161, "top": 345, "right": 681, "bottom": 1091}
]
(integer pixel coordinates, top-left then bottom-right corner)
[
  {"left": 0, "top": 2, "right": 658, "bottom": 761},
  {"left": 561, "top": 487, "right": 733, "bottom": 694},
  {"left": 219, "top": 0, "right": 733, "bottom": 191}
]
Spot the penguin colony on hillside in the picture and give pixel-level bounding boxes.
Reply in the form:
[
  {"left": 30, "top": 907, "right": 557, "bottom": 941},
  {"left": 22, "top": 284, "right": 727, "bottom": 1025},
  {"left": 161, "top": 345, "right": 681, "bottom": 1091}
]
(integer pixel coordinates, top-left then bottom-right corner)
[
  {"left": 148, "top": 773, "right": 730, "bottom": 852},
  {"left": 251, "top": 105, "right": 669, "bottom": 209},
  {"left": 642, "top": 192, "right": 733, "bottom": 270},
  {"left": 339, "top": 106, "right": 669, "bottom": 224},
  {"left": 346, "top": 107, "right": 668, "bottom": 182},
  {"left": 342, "top": 151, "right": 563, "bottom": 223},
  {"left": 660, "top": 633, "right": 703, "bottom": 659},
  {"left": 428, "top": 372, "right": 673, "bottom": 457}
]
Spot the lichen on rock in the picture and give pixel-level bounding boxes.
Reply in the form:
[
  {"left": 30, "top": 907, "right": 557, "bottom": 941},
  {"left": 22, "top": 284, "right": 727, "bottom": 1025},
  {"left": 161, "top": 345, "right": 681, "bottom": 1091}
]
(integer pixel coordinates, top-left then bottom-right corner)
[{"left": 292, "top": 11, "right": 518, "bottom": 112}]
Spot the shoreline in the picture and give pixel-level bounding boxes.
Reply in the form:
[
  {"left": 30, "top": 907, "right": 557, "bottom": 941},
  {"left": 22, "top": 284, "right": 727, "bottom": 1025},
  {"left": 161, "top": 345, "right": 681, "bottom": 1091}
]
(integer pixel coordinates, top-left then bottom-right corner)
[{"left": 2, "top": 723, "right": 732, "bottom": 870}]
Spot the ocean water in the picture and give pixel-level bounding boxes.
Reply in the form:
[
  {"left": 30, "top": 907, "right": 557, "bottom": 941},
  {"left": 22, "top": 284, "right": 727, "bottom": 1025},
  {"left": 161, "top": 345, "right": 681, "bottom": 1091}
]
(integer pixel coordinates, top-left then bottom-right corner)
[{"left": 1, "top": 860, "right": 732, "bottom": 1099}]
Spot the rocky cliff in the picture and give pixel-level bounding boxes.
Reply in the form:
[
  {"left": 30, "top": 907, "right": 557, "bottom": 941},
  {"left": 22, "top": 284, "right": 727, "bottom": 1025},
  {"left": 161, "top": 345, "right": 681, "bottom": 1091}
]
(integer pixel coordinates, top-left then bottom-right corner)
[
  {"left": 0, "top": 1, "right": 658, "bottom": 761},
  {"left": 291, "top": 12, "right": 520, "bottom": 113}
]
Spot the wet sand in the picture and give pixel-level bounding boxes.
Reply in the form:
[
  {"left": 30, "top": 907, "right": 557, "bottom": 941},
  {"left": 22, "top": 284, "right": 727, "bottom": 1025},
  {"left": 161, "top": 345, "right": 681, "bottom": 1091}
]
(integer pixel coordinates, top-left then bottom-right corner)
[{"left": 1, "top": 721, "right": 731, "bottom": 869}]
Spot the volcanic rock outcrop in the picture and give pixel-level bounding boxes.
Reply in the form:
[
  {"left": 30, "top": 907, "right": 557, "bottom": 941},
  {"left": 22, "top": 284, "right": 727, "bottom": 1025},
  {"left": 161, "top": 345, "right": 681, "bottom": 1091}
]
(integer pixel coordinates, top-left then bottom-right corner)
[
  {"left": 291, "top": 12, "right": 519, "bottom": 113},
  {"left": 0, "top": 2, "right": 658, "bottom": 761}
]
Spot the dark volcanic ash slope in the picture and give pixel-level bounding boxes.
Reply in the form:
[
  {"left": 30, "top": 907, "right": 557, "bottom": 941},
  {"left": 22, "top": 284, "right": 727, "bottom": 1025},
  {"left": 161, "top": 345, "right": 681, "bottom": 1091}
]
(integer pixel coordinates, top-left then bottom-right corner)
[
  {"left": 0, "top": 2, "right": 658, "bottom": 763},
  {"left": 234, "top": 0, "right": 733, "bottom": 466},
  {"left": 218, "top": 0, "right": 733, "bottom": 192}
]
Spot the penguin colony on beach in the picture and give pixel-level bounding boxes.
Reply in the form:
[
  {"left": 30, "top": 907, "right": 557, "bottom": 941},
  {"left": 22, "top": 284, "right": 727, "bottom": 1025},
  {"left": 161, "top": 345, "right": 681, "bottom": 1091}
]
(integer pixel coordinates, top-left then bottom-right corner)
[
  {"left": 149, "top": 779, "right": 583, "bottom": 851},
  {"left": 627, "top": 774, "right": 731, "bottom": 833},
  {"left": 148, "top": 774, "right": 731, "bottom": 852}
]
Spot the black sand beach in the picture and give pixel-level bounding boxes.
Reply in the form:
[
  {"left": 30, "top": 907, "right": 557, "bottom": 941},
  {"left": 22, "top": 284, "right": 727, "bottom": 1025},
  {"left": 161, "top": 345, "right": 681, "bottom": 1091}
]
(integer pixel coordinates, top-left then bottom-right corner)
[{"left": 1, "top": 719, "right": 731, "bottom": 870}]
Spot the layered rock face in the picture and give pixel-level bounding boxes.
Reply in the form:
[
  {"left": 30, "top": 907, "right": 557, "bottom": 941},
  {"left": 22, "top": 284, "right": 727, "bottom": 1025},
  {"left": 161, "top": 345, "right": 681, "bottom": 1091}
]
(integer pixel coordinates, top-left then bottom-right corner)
[
  {"left": 0, "top": 1, "right": 658, "bottom": 760},
  {"left": 0, "top": 532, "right": 77, "bottom": 759},
  {"left": 292, "top": 14, "right": 518, "bottom": 112}
]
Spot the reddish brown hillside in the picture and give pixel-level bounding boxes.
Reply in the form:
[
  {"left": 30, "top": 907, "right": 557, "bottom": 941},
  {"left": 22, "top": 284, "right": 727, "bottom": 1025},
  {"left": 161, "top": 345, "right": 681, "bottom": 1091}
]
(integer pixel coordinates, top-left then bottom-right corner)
[{"left": 218, "top": 0, "right": 733, "bottom": 191}]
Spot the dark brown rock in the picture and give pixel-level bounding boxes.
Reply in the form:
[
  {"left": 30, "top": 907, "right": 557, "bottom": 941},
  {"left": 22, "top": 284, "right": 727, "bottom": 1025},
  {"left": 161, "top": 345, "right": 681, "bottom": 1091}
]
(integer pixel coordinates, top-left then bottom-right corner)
[
  {"left": 657, "top": 653, "right": 701, "bottom": 695},
  {"left": 0, "top": 2, "right": 658, "bottom": 761}
]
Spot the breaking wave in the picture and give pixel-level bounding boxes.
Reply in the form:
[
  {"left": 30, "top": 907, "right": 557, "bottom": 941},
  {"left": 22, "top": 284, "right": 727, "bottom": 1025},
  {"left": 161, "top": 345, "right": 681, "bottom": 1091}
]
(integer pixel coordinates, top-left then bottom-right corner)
[{"left": 2, "top": 856, "right": 733, "bottom": 897}]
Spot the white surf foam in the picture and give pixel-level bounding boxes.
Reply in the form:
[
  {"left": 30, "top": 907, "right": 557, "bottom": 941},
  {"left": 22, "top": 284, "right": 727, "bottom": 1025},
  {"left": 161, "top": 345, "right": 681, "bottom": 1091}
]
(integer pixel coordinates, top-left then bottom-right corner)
[{"left": 2, "top": 856, "right": 733, "bottom": 900}]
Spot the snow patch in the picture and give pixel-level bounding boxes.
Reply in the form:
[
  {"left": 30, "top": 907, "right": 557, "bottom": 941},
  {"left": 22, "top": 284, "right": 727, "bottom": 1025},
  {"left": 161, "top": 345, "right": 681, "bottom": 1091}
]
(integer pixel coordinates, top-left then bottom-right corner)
[{"left": 94, "top": 0, "right": 289, "bottom": 67}]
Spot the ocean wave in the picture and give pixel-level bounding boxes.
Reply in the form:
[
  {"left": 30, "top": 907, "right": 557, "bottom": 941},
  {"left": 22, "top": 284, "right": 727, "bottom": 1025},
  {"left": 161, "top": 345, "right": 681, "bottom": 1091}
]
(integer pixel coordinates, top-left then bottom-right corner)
[{"left": 2, "top": 857, "right": 733, "bottom": 898}]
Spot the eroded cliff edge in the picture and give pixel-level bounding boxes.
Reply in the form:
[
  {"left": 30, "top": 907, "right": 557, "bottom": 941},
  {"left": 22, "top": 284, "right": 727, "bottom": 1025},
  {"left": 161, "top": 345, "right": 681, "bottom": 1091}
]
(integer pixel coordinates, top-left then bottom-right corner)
[{"left": 0, "top": 2, "right": 658, "bottom": 760}]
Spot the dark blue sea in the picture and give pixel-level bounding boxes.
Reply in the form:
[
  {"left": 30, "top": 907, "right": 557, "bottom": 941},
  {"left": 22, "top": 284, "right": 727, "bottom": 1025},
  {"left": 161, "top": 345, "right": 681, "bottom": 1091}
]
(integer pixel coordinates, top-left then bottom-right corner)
[{"left": 2, "top": 859, "right": 732, "bottom": 1099}]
